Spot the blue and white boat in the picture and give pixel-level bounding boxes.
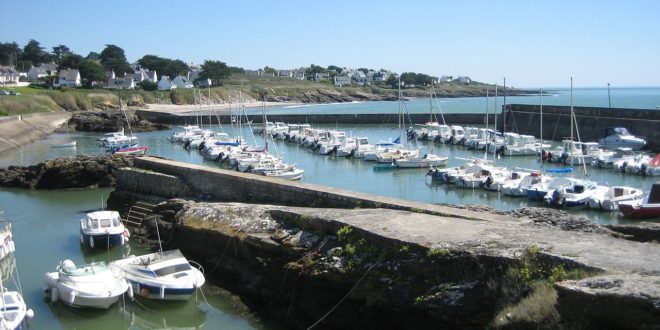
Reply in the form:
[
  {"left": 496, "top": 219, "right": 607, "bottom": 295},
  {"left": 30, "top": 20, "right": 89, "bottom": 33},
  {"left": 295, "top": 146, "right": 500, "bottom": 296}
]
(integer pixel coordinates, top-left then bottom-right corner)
[
  {"left": 109, "top": 250, "right": 205, "bottom": 301},
  {"left": 80, "top": 211, "right": 129, "bottom": 249},
  {"left": 543, "top": 178, "right": 605, "bottom": 208},
  {"left": 598, "top": 127, "right": 646, "bottom": 151}
]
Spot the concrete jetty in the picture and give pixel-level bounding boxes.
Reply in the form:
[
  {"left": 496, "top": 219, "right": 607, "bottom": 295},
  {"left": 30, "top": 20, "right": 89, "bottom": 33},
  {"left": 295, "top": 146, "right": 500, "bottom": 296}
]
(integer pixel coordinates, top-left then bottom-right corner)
[
  {"left": 109, "top": 156, "right": 660, "bottom": 329},
  {"left": 0, "top": 112, "right": 71, "bottom": 154}
]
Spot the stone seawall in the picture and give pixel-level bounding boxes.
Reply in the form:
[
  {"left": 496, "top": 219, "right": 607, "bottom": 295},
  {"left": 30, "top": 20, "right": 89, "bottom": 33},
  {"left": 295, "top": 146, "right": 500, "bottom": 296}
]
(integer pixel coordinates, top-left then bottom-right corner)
[
  {"left": 135, "top": 109, "right": 489, "bottom": 126},
  {"left": 0, "top": 112, "right": 71, "bottom": 154},
  {"left": 503, "top": 104, "right": 660, "bottom": 151},
  {"left": 109, "top": 157, "right": 660, "bottom": 329}
]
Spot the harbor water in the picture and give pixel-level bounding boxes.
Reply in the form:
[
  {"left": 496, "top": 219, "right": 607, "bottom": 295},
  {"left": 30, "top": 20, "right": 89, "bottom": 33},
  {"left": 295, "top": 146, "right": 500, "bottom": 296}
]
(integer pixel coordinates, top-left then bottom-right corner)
[{"left": 0, "top": 87, "right": 659, "bottom": 329}]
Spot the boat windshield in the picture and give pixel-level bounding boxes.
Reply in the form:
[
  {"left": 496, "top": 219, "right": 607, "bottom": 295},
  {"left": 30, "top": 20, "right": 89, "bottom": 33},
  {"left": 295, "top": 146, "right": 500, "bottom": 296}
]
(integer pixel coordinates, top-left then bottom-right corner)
[{"left": 153, "top": 262, "right": 191, "bottom": 277}]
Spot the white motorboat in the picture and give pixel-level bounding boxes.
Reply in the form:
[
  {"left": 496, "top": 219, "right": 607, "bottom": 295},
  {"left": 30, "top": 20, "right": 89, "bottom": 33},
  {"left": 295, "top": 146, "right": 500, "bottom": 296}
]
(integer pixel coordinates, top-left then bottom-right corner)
[
  {"left": 256, "top": 165, "right": 305, "bottom": 180},
  {"left": 44, "top": 260, "right": 130, "bottom": 309},
  {"left": 110, "top": 249, "right": 205, "bottom": 301},
  {"left": 0, "top": 288, "right": 33, "bottom": 329},
  {"left": 80, "top": 211, "right": 129, "bottom": 249},
  {"left": 0, "top": 222, "right": 15, "bottom": 261},
  {"left": 592, "top": 147, "right": 635, "bottom": 169},
  {"left": 543, "top": 178, "right": 604, "bottom": 208},
  {"left": 501, "top": 172, "right": 553, "bottom": 197},
  {"left": 454, "top": 164, "right": 506, "bottom": 189},
  {"left": 100, "top": 128, "right": 138, "bottom": 147},
  {"left": 395, "top": 153, "right": 448, "bottom": 168},
  {"left": 585, "top": 186, "right": 644, "bottom": 211},
  {"left": 598, "top": 127, "right": 646, "bottom": 150},
  {"left": 483, "top": 169, "right": 530, "bottom": 192},
  {"left": 349, "top": 137, "right": 374, "bottom": 159}
]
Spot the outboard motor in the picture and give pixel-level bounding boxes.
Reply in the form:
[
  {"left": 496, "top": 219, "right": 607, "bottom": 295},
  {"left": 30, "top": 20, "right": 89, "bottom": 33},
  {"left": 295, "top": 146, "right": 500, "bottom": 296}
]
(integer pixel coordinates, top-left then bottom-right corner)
[
  {"left": 183, "top": 140, "right": 192, "bottom": 149},
  {"left": 560, "top": 152, "right": 569, "bottom": 164},
  {"left": 347, "top": 148, "right": 356, "bottom": 158}
]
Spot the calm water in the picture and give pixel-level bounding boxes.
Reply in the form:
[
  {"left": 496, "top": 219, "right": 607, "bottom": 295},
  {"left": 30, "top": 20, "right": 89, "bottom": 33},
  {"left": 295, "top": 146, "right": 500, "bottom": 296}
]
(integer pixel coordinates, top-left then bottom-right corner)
[{"left": 1, "top": 87, "right": 659, "bottom": 329}]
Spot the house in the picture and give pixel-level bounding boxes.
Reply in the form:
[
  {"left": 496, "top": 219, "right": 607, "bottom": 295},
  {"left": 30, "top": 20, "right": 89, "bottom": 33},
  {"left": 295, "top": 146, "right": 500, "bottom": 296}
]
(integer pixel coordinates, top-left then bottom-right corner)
[
  {"left": 292, "top": 69, "right": 305, "bottom": 80},
  {"left": 133, "top": 68, "right": 157, "bottom": 83},
  {"left": 334, "top": 75, "right": 351, "bottom": 87},
  {"left": 315, "top": 72, "right": 329, "bottom": 81},
  {"left": 27, "top": 63, "right": 57, "bottom": 81},
  {"left": 196, "top": 78, "right": 212, "bottom": 88},
  {"left": 277, "top": 70, "right": 293, "bottom": 78},
  {"left": 106, "top": 70, "right": 116, "bottom": 80},
  {"left": 158, "top": 75, "right": 175, "bottom": 90},
  {"left": 353, "top": 71, "right": 369, "bottom": 86},
  {"left": 107, "top": 75, "right": 135, "bottom": 89},
  {"left": 0, "top": 66, "right": 20, "bottom": 85},
  {"left": 455, "top": 76, "right": 471, "bottom": 84},
  {"left": 172, "top": 75, "right": 193, "bottom": 89},
  {"left": 245, "top": 69, "right": 264, "bottom": 76},
  {"left": 439, "top": 75, "right": 453, "bottom": 83},
  {"left": 188, "top": 70, "right": 201, "bottom": 83},
  {"left": 54, "top": 69, "right": 81, "bottom": 87}
]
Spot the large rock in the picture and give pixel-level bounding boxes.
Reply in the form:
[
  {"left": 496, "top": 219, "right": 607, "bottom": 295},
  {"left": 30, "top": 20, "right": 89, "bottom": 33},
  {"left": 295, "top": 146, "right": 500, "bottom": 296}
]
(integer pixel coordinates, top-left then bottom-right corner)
[
  {"left": 69, "top": 111, "right": 169, "bottom": 132},
  {"left": 0, "top": 154, "right": 133, "bottom": 189}
]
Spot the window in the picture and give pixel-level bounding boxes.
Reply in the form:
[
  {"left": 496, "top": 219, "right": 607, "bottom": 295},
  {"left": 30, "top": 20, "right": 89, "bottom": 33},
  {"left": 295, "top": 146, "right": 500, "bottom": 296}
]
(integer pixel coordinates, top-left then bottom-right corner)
[{"left": 153, "top": 263, "right": 192, "bottom": 277}]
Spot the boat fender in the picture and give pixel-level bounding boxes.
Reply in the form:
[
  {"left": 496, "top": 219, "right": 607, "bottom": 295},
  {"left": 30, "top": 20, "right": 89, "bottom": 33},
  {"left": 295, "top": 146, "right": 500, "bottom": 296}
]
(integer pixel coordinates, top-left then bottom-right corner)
[
  {"left": 127, "top": 284, "right": 134, "bottom": 299},
  {"left": 26, "top": 309, "right": 34, "bottom": 319},
  {"left": 159, "top": 286, "right": 165, "bottom": 300},
  {"left": 50, "top": 287, "right": 59, "bottom": 303},
  {"left": 89, "top": 235, "right": 94, "bottom": 248},
  {"left": 69, "top": 290, "right": 76, "bottom": 304},
  {"left": 79, "top": 234, "right": 84, "bottom": 245},
  {"left": 560, "top": 152, "right": 569, "bottom": 164}
]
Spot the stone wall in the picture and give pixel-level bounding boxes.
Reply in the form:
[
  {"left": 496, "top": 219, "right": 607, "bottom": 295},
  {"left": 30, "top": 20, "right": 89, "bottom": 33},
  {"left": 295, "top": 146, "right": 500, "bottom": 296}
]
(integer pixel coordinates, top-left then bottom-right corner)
[
  {"left": 502, "top": 104, "right": 660, "bottom": 151},
  {"left": 0, "top": 112, "right": 71, "bottom": 154}
]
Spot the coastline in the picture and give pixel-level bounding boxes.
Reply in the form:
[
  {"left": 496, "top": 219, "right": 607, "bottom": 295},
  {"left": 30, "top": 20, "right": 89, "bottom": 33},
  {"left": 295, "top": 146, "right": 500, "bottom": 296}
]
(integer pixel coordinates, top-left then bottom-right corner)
[
  {"left": 0, "top": 112, "right": 71, "bottom": 155},
  {"left": 142, "top": 101, "right": 302, "bottom": 115}
]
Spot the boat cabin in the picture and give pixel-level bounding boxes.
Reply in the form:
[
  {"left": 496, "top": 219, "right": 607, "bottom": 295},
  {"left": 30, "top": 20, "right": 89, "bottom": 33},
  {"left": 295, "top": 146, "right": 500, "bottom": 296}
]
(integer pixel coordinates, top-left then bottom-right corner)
[{"left": 81, "top": 211, "right": 122, "bottom": 232}]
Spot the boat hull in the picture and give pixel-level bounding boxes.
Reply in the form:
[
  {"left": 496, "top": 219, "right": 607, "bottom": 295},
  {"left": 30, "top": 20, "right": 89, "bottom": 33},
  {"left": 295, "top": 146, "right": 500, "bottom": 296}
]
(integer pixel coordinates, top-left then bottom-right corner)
[
  {"left": 619, "top": 203, "right": 660, "bottom": 218},
  {"left": 80, "top": 232, "right": 126, "bottom": 249}
]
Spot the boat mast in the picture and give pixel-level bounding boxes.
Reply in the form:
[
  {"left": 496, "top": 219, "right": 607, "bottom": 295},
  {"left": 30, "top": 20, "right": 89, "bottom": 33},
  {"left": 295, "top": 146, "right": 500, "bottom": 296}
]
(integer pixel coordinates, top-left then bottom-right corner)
[
  {"left": 502, "top": 77, "right": 506, "bottom": 133},
  {"left": 494, "top": 85, "right": 498, "bottom": 131},
  {"left": 570, "top": 77, "right": 574, "bottom": 177},
  {"left": 429, "top": 82, "right": 433, "bottom": 123},
  {"left": 208, "top": 85, "right": 212, "bottom": 129},
  {"left": 485, "top": 85, "right": 489, "bottom": 130},
  {"left": 398, "top": 76, "right": 403, "bottom": 142},
  {"left": 540, "top": 88, "right": 543, "bottom": 171}
]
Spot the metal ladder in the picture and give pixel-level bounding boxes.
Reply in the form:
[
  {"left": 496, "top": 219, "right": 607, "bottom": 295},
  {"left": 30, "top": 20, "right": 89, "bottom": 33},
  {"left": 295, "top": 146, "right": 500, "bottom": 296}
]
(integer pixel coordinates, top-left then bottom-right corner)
[{"left": 123, "top": 201, "right": 156, "bottom": 229}]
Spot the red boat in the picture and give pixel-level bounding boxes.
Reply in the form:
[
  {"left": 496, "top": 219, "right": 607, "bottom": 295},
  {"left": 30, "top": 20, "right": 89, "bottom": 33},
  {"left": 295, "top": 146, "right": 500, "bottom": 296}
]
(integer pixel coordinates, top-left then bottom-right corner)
[
  {"left": 618, "top": 182, "right": 660, "bottom": 218},
  {"left": 113, "top": 145, "right": 149, "bottom": 156}
]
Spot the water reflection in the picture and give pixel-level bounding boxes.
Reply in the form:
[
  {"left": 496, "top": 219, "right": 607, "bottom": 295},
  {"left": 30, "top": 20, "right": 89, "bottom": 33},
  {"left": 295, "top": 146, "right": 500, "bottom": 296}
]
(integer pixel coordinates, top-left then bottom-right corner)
[{"left": 121, "top": 299, "right": 207, "bottom": 330}]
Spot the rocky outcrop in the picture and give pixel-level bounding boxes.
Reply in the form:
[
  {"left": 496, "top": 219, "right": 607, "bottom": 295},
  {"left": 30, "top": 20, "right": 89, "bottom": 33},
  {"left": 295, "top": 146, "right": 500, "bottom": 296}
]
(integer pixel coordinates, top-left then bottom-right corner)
[
  {"left": 69, "top": 111, "right": 169, "bottom": 132},
  {"left": 110, "top": 197, "right": 660, "bottom": 330},
  {"left": 0, "top": 154, "right": 133, "bottom": 189},
  {"left": 266, "top": 89, "right": 398, "bottom": 103}
]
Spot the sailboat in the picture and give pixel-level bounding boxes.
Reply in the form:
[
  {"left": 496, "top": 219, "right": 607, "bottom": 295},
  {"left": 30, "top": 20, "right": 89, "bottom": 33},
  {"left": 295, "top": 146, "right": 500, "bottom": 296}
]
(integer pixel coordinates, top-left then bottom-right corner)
[
  {"left": 542, "top": 78, "right": 607, "bottom": 207},
  {"left": 107, "top": 94, "right": 149, "bottom": 156}
]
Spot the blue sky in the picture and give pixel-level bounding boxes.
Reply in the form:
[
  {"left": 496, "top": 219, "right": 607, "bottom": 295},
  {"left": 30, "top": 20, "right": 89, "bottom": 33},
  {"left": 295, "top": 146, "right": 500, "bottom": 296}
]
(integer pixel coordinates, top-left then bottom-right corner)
[{"left": 1, "top": 0, "right": 658, "bottom": 87}]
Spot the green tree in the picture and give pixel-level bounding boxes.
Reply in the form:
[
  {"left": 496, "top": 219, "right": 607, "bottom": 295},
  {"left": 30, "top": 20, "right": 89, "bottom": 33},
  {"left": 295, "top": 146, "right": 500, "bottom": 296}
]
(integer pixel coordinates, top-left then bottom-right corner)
[
  {"left": 86, "top": 51, "right": 100, "bottom": 62},
  {"left": 385, "top": 74, "right": 399, "bottom": 88},
  {"left": 199, "top": 60, "right": 230, "bottom": 86},
  {"left": 137, "top": 80, "right": 158, "bottom": 91},
  {"left": 305, "top": 64, "right": 325, "bottom": 79},
  {"left": 100, "top": 44, "right": 130, "bottom": 76},
  {"left": 59, "top": 54, "right": 106, "bottom": 87},
  {"left": 52, "top": 45, "right": 72, "bottom": 64},
  {"left": 263, "top": 66, "right": 276, "bottom": 75},
  {"left": 0, "top": 42, "right": 21, "bottom": 66},
  {"left": 59, "top": 54, "right": 84, "bottom": 70},
  {"left": 21, "top": 39, "right": 51, "bottom": 67},
  {"left": 138, "top": 55, "right": 189, "bottom": 78},
  {"left": 327, "top": 65, "right": 341, "bottom": 73}
]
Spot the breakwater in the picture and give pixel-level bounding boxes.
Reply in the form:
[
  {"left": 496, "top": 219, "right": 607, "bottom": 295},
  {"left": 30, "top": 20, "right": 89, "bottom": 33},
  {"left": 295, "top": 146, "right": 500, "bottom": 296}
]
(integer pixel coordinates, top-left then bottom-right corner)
[
  {"left": 135, "top": 109, "right": 490, "bottom": 127},
  {"left": 503, "top": 104, "right": 660, "bottom": 151},
  {"left": 108, "top": 156, "right": 659, "bottom": 329},
  {"left": 0, "top": 112, "right": 71, "bottom": 154}
]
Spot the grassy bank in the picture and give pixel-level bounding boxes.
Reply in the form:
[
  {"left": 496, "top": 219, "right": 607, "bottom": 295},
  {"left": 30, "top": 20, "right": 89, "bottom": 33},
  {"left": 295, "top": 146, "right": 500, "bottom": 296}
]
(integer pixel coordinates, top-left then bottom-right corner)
[{"left": 0, "top": 76, "right": 521, "bottom": 116}]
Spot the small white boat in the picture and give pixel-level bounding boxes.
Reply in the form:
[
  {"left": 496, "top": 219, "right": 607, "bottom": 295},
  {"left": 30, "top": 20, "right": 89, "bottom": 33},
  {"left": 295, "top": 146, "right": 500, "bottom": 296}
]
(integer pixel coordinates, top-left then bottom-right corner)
[
  {"left": 110, "top": 250, "right": 205, "bottom": 301},
  {"left": 0, "top": 288, "right": 34, "bottom": 329},
  {"left": 501, "top": 172, "right": 553, "bottom": 197},
  {"left": 586, "top": 186, "right": 644, "bottom": 211},
  {"left": 80, "top": 211, "right": 129, "bottom": 249},
  {"left": 51, "top": 140, "right": 77, "bottom": 148},
  {"left": 44, "top": 260, "right": 130, "bottom": 309},
  {"left": 592, "top": 147, "right": 635, "bottom": 169},
  {"left": 395, "top": 153, "right": 448, "bottom": 168},
  {"left": 0, "top": 222, "right": 15, "bottom": 261},
  {"left": 598, "top": 127, "right": 646, "bottom": 150},
  {"left": 543, "top": 178, "right": 604, "bottom": 208}
]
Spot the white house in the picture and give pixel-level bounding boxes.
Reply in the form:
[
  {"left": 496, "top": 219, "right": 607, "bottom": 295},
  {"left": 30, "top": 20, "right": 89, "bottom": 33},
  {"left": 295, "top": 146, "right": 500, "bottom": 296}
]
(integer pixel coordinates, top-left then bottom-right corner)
[
  {"left": 133, "top": 68, "right": 157, "bottom": 83},
  {"left": 334, "top": 75, "right": 351, "bottom": 87},
  {"left": 188, "top": 70, "right": 201, "bottom": 82},
  {"left": 353, "top": 71, "right": 369, "bottom": 86},
  {"left": 158, "top": 75, "right": 175, "bottom": 90},
  {"left": 54, "top": 69, "right": 81, "bottom": 87},
  {"left": 108, "top": 75, "right": 135, "bottom": 89},
  {"left": 292, "top": 69, "right": 305, "bottom": 80},
  {"left": 455, "top": 76, "right": 471, "bottom": 84},
  {"left": 315, "top": 72, "right": 329, "bottom": 81},
  {"left": 245, "top": 69, "right": 264, "bottom": 76},
  {"left": 172, "top": 75, "right": 193, "bottom": 89},
  {"left": 27, "top": 63, "right": 57, "bottom": 81},
  {"left": 196, "top": 78, "right": 212, "bottom": 88},
  {"left": 439, "top": 75, "right": 453, "bottom": 83},
  {"left": 0, "top": 66, "right": 20, "bottom": 85},
  {"left": 277, "top": 70, "right": 293, "bottom": 78}
]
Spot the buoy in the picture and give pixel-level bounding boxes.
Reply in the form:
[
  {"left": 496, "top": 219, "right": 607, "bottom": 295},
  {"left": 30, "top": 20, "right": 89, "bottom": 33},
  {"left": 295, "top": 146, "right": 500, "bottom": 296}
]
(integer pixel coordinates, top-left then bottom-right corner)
[
  {"left": 50, "top": 287, "right": 59, "bottom": 303},
  {"left": 89, "top": 236, "right": 94, "bottom": 248}
]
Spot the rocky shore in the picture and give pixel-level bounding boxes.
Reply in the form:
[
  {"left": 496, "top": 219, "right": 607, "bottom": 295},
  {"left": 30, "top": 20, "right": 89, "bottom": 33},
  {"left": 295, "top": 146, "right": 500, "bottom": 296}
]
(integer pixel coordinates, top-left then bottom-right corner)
[
  {"left": 0, "top": 154, "right": 133, "bottom": 189},
  {"left": 68, "top": 111, "right": 169, "bottom": 132}
]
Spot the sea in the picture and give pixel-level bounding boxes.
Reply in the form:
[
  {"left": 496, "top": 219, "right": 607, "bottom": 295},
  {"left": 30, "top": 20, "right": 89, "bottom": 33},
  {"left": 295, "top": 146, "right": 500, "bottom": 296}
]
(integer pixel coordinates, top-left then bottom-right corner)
[{"left": 0, "top": 87, "right": 658, "bottom": 329}]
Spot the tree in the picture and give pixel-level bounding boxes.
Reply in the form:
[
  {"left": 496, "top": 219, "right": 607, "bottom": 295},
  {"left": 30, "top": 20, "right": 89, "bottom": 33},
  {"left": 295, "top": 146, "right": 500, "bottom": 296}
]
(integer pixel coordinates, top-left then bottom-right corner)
[
  {"left": 86, "top": 51, "right": 100, "bottom": 62},
  {"left": 138, "top": 55, "right": 189, "bottom": 78},
  {"left": 59, "top": 54, "right": 106, "bottom": 87},
  {"left": 0, "top": 42, "right": 21, "bottom": 66},
  {"left": 327, "top": 65, "right": 341, "bottom": 73},
  {"left": 52, "top": 45, "right": 72, "bottom": 64},
  {"left": 263, "top": 66, "right": 276, "bottom": 75},
  {"left": 137, "top": 80, "right": 158, "bottom": 91},
  {"left": 305, "top": 64, "right": 325, "bottom": 79},
  {"left": 385, "top": 74, "right": 399, "bottom": 88},
  {"left": 100, "top": 44, "right": 130, "bottom": 76},
  {"left": 198, "top": 60, "right": 230, "bottom": 86},
  {"left": 21, "top": 39, "right": 51, "bottom": 67}
]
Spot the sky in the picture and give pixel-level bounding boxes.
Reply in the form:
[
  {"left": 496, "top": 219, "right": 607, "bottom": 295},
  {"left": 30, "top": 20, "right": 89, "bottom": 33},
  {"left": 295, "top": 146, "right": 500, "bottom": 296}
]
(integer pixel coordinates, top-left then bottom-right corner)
[{"left": 1, "top": 0, "right": 659, "bottom": 87}]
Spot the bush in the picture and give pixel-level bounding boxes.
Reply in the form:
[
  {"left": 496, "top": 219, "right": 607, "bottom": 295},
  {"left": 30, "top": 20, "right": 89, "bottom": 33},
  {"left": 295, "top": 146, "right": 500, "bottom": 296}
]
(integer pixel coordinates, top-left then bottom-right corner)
[{"left": 137, "top": 80, "right": 158, "bottom": 91}]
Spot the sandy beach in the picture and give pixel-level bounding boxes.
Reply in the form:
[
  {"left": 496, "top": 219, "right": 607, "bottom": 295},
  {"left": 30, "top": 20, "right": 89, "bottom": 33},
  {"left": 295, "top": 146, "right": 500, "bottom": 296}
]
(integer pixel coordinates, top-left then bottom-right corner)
[{"left": 142, "top": 101, "right": 301, "bottom": 114}]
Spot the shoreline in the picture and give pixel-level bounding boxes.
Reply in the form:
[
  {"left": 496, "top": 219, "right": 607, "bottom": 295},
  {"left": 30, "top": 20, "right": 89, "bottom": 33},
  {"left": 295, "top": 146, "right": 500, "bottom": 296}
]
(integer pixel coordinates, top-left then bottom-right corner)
[
  {"left": 141, "top": 101, "right": 302, "bottom": 115},
  {"left": 0, "top": 112, "right": 70, "bottom": 155}
]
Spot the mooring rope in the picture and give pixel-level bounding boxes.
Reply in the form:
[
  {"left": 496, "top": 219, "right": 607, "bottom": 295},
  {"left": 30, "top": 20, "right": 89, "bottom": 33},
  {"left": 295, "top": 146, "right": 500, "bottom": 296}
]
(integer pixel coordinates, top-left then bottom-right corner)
[{"left": 306, "top": 262, "right": 378, "bottom": 330}]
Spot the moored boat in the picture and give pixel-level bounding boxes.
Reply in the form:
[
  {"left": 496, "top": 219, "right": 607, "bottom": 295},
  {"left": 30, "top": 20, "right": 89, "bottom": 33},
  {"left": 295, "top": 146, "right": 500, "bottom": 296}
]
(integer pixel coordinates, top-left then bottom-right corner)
[
  {"left": 109, "top": 249, "right": 205, "bottom": 301},
  {"left": 80, "top": 211, "right": 129, "bottom": 249},
  {"left": 586, "top": 186, "right": 644, "bottom": 211},
  {"left": 598, "top": 127, "right": 646, "bottom": 150},
  {"left": 44, "top": 260, "right": 130, "bottom": 309},
  {"left": 618, "top": 182, "right": 660, "bottom": 218}
]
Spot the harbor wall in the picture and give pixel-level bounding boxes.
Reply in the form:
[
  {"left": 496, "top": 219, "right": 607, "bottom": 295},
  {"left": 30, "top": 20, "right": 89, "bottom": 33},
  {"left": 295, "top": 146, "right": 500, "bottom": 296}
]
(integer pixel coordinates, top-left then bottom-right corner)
[
  {"left": 135, "top": 109, "right": 491, "bottom": 127},
  {"left": 0, "top": 112, "right": 71, "bottom": 154},
  {"left": 502, "top": 104, "right": 660, "bottom": 151},
  {"left": 115, "top": 156, "right": 498, "bottom": 221}
]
